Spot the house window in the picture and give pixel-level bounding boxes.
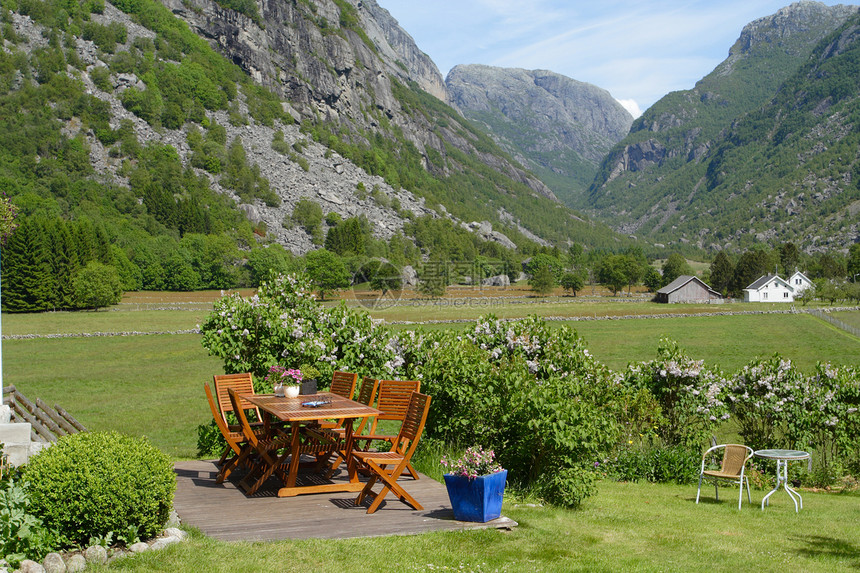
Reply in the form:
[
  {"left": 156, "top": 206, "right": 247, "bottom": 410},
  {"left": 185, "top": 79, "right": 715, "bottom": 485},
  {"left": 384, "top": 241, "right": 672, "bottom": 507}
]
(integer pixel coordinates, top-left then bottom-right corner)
[
  {"left": 784, "top": 292, "right": 789, "bottom": 298},
  {"left": 763, "top": 292, "right": 768, "bottom": 300}
]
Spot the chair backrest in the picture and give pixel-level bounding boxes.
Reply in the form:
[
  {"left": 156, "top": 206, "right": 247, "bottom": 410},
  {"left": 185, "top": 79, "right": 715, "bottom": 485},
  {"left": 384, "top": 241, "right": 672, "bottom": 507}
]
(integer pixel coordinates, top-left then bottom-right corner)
[
  {"left": 392, "top": 391, "right": 431, "bottom": 458},
  {"left": 375, "top": 380, "right": 421, "bottom": 421},
  {"left": 330, "top": 371, "right": 358, "bottom": 400},
  {"left": 354, "top": 378, "right": 379, "bottom": 435},
  {"left": 227, "top": 387, "right": 259, "bottom": 447},
  {"left": 213, "top": 373, "right": 260, "bottom": 421},
  {"left": 721, "top": 444, "right": 753, "bottom": 477},
  {"left": 203, "top": 382, "right": 239, "bottom": 453},
  {"left": 357, "top": 377, "right": 379, "bottom": 406}
]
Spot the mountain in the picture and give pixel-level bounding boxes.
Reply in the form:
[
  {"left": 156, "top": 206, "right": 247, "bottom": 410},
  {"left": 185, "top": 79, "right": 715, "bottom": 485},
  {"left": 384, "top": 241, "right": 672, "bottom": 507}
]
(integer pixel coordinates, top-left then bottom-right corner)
[
  {"left": 586, "top": 1, "right": 860, "bottom": 252},
  {"left": 164, "top": 0, "right": 628, "bottom": 248},
  {"left": 0, "top": 0, "right": 630, "bottom": 305},
  {"left": 446, "top": 65, "right": 633, "bottom": 207}
]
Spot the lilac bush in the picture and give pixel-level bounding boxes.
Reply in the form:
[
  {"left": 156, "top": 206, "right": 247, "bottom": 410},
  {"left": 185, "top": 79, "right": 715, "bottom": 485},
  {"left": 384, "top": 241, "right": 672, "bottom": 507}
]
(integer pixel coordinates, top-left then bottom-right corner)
[{"left": 622, "top": 339, "right": 729, "bottom": 448}]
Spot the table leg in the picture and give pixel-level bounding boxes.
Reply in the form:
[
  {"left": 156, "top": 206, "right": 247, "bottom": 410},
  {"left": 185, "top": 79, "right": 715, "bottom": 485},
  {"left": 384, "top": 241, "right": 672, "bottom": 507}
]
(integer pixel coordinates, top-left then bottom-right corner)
[
  {"left": 284, "top": 421, "right": 302, "bottom": 489},
  {"left": 760, "top": 459, "right": 802, "bottom": 512},
  {"left": 782, "top": 461, "right": 802, "bottom": 512},
  {"left": 343, "top": 417, "right": 359, "bottom": 483}
]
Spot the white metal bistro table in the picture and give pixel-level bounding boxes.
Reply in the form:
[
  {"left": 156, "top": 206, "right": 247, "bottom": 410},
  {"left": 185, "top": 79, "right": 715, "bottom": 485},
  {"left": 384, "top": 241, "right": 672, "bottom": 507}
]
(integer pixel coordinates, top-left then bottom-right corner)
[{"left": 754, "top": 449, "right": 810, "bottom": 512}]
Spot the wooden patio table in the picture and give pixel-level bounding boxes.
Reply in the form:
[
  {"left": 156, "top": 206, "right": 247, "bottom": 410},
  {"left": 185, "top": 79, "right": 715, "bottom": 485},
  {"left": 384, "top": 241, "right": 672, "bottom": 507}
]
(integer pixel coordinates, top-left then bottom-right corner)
[{"left": 243, "top": 392, "right": 380, "bottom": 498}]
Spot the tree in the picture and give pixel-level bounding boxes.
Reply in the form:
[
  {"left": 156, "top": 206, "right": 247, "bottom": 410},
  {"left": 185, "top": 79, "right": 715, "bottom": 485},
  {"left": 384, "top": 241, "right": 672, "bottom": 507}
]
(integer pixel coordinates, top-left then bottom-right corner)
[
  {"left": 597, "top": 255, "right": 628, "bottom": 296},
  {"left": 709, "top": 251, "right": 734, "bottom": 295},
  {"left": 621, "top": 255, "right": 645, "bottom": 295},
  {"left": 304, "top": 249, "right": 349, "bottom": 300},
  {"left": 529, "top": 264, "right": 556, "bottom": 295},
  {"left": 324, "top": 217, "right": 365, "bottom": 256},
  {"left": 417, "top": 256, "right": 448, "bottom": 299},
  {"left": 560, "top": 272, "right": 584, "bottom": 296},
  {"left": 849, "top": 244, "right": 860, "bottom": 282},
  {"left": 661, "top": 253, "right": 693, "bottom": 286},
  {"left": 643, "top": 266, "right": 662, "bottom": 292},
  {"left": 366, "top": 260, "right": 402, "bottom": 295},
  {"left": 779, "top": 242, "right": 801, "bottom": 275},
  {"left": 1, "top": 217, "right": 54, "bottom": 312},
  {"left": 73, "top": 261, "right": 123, "bottom": 310},
  {"left": 246, "top": 244, "right": 296, "bottom": 286},
  {"left": 292, "top": 198, "right": 323, "bottom": 236},
  {"left": 731, "top": 248, "right": 774, "bottom": 296}
]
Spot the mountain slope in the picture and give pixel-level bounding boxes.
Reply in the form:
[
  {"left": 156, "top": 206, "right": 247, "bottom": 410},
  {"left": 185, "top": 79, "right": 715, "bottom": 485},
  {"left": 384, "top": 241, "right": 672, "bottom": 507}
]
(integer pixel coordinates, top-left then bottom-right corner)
[
  {"left": 446, "top": 64, "right": 633, "bottom": 208},
  {"left": 586, "top": 1, "right": 859, "bottom": 251},
  {"left": 163, "top": 0, "right": 628, "bottom": 248}
]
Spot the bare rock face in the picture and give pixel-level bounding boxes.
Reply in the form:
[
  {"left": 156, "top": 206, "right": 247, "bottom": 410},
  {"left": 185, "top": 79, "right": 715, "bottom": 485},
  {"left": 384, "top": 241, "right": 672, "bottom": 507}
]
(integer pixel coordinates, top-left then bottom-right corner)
[
  {"left": 446, "top": 64, "right": 632, "bottom": 205},
  {"left": 162, "top": 0, "right": 555, "bottom": 203}
]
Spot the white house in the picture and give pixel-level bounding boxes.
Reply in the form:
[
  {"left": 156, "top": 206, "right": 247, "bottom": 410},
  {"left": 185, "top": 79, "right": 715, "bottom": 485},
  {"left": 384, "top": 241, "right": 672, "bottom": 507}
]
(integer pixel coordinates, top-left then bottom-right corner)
[
  {"left": 743, "top": 274, "right": 796, "bottom": 302},
  {"left": 787, "top": 271, "right": 813, "bottom": 294}
]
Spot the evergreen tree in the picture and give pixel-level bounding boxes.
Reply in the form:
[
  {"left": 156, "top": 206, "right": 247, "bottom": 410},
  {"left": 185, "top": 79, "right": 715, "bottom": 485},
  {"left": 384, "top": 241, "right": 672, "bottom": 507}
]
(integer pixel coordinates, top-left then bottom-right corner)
[
  {"left": 779, "top": 242, "right": 801, "bottom": 275},
  {"left": 324, "top": 217, "right": 365, "bottom": 256},
  {"left": 661, "top": 253, "right": 693, "bottom": 286},
  {"left": 528, "top": 264, "right": 556, "bottom": 295},
  {"left": 709, "top": 251, "right": 734, "bottom": 294},
  {"left": 1, "top": 217, "right": 54, "bottom": 312},
  {"left": 643, "top": 266, "right": 663, "bottom": 292},
  {"left": 45, "top": 218, "right": 79, "bottom": 309}
]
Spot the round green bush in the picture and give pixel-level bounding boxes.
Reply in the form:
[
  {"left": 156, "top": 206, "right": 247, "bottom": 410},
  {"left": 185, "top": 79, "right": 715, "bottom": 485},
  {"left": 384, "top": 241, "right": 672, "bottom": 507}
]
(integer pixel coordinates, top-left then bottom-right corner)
[{"left": 24, "top": 431, "right": 175, "bottom": 546}]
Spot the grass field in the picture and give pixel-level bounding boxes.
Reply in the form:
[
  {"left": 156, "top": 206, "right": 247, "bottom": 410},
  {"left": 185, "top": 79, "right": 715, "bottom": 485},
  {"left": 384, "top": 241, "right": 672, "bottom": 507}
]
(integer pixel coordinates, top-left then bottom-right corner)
[
  {"left": 4, "top": 294, "right": 859, "bottom": 457},
  {"left": 85, "top": 480, "right": 860, "bottom": 572},
  {"left": 5, "top": 292, "right": 860, "bottom": 572}
]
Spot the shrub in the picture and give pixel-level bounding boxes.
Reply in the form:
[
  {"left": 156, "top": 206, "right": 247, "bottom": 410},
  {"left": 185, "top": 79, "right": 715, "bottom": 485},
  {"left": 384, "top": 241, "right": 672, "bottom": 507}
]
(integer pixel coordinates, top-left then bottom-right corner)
[
  {"left": 24, "top": 431, "right": 175, "bottom": 546},
  {"left": 623, "top": 339, "right": 729, "bottom": 448},
  {"left": 0, "top": 478, "right": 58, "bottom": 569}
]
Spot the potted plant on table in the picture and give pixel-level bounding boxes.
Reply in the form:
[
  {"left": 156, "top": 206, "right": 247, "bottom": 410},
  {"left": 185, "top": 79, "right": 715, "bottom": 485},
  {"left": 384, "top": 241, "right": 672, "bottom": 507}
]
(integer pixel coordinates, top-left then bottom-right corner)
[
  {"left": 441, "top": 446, "right": 507, "bottom": 522},
  {"left": 266, "top": 365, "right": 302, "bottom": 398},
  {"left": 299, "top": 364, "right": 321, "bottom": 395}
]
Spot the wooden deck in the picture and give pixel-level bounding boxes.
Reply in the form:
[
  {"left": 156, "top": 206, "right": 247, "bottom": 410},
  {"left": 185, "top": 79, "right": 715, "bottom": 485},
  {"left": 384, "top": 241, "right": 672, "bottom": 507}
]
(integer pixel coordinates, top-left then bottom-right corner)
[{"left": 174, "top": 460, "right": 517, "bottom": 541}]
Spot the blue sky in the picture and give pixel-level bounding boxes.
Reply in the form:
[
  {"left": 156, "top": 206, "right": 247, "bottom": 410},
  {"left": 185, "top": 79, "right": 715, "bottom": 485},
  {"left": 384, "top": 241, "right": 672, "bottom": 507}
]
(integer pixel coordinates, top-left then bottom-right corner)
[{"left": 377, "top": 0, "right": 855, "bottom": 117}]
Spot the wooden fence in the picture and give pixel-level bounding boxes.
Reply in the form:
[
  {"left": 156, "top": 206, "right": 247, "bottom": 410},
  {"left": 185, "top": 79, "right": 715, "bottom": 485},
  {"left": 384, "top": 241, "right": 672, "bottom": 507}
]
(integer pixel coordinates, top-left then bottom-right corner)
[{"left": 2, "top": 385, "right": 86, "bottom": 442}]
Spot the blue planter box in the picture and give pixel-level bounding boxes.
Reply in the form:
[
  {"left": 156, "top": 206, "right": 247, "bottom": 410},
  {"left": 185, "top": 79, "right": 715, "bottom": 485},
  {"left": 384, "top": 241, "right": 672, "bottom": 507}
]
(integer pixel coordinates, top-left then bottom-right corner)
[{"left": 443, "top": 470, "right": 507, "bottom": 522}]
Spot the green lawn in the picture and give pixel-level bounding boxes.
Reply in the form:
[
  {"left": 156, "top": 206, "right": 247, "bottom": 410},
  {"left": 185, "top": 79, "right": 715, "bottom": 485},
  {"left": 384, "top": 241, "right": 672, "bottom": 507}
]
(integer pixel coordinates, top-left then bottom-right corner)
[
  {"left": 5, "top": 305, "right": 859, "bottom": 457},
  {"left": 568, "top": 312, "right": 860, "bottom": 372},
  {"left": 87, "top": 480, "right": 860, "bottom": 572},
  {"left": 3, "top": 334, "right": 220, "bottom": 458}
]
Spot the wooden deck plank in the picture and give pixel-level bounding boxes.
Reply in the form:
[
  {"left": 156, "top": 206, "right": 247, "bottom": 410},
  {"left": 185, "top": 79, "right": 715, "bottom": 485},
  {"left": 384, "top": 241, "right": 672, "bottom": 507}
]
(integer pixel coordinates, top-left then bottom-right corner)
[{"left": 173, "top": 460, "right": 516, "bottom": 541}]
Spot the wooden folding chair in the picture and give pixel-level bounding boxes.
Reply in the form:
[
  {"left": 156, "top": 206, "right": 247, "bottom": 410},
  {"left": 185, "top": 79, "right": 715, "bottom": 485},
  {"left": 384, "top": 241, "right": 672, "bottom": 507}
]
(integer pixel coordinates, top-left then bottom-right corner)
[
  {"left": 213, "top": 373, "right": 262, "bottom": 424},
  {"left": 227, "top": 387, "right": 292, "bottom": 496},
  {"left": 330, "top": 371, "right": 358, "bottom": 399},
  {"left": 355, "top": 379, "right": 421, "bottom": 479},
  {"left": 324, "top": 377, "right": 379, "bottom": 477},
  {"left": 352, "top": 391, "right": 431, "bottom": 514},
  {"left": 204, "top": 382, "right": 265, "bottom": 483}
]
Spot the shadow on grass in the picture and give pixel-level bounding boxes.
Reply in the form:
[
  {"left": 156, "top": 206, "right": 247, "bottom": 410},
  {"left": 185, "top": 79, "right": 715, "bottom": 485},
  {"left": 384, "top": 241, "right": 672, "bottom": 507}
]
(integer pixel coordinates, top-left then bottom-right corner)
[{"left": 792, "top": 535, "right": 860, "bottom": 568}]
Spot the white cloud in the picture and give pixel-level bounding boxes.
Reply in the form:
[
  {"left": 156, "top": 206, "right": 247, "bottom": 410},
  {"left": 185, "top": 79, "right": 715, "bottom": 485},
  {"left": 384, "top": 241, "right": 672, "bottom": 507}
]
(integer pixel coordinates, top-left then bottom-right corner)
[{"left": 616, "top": 99, "right": 642, "bottom": 119}]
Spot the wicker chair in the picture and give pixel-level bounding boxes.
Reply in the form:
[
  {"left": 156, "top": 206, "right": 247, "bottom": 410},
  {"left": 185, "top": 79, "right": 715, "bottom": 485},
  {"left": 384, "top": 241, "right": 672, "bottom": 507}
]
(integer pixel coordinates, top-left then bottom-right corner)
[{"left": 696, "top": 444, "right": 754, "bottom": 509}]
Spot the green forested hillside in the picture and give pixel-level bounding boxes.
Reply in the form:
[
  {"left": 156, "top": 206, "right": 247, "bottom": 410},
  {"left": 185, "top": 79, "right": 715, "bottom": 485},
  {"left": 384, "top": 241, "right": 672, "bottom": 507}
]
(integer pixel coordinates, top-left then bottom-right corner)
[
  {"left": 587, "top": 4, "right": 860, "bottom": 252},
  {"left": 0, "top": 0, "right": 629, "bottom": 311}
]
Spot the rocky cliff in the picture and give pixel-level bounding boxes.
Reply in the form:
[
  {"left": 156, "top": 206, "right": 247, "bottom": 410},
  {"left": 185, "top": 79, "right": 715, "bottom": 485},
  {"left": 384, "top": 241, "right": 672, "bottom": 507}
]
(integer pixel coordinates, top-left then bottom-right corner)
[
  {"left": 446, "top": 64, "right": 633, "bottom": 207},
  {"left": 164, "top": 0, "right": 555, "bottom": 203}
]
